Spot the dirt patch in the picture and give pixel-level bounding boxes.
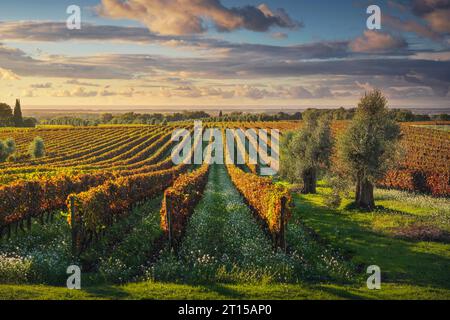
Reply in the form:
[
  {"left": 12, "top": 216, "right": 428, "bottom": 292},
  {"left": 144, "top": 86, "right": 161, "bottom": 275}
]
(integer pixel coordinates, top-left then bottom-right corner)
[{"left": 393, "top": 223, "right": 450, "bottom": 243}]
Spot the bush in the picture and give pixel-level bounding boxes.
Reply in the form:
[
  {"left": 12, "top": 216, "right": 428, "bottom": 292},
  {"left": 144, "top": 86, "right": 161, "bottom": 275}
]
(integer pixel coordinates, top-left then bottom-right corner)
[
  {"left": 29, "top": 136, "right": 45, "bottom": 158},
  {"left": 0, "top": 141, "right": 7, "bottom": 162},
  {"left": 0, "top": 254, "right": 33, "bottom": 284},
  {"left": 4, "top": 138, "right": 15, "bottom": 154},
  {"left": 0, "top": 138, "right": 16, "bottom": 162}
]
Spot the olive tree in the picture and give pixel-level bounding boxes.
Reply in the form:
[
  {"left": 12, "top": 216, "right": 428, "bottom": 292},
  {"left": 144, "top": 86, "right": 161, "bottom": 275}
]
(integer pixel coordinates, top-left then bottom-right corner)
[
  {"left": 29, "top": 136, "right": 45, "bottom": 159},
  {"left": 280, "top": 112, "right": 333, "bottom": 194},
  {"left": 337, "top": 90, "right": 401, "bottom": 210},
  {"left": 0, "top": 138, "right": 16, "bottom": 162}
]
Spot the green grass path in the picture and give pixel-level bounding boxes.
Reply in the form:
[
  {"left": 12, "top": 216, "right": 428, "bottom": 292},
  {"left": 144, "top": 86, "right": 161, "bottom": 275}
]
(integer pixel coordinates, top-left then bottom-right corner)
[{"left": 152, "top": 164, "right": 292, "bottom": 283}]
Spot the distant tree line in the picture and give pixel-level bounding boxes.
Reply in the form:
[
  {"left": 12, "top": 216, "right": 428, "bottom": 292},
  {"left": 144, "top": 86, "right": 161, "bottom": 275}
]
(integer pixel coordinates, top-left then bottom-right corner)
[
  {"left": 0, "top": 100, "right": 37, "bottom": 127},
  {"left": 204, "top": 111, "right": 302, "bottom": 122},
  {"left": 41, "top": 111, "right": 211, "bottom": 126},
  {"left": 34, "top": 107, "right": 450, "bottom": 126}
]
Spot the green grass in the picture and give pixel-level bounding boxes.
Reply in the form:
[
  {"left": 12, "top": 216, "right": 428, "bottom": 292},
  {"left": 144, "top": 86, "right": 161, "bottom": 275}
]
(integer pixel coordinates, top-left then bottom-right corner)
[
  {"left": 1, "top": 282, "right": 448, "bottom": 300},
  {"left": 1, "top": 174, "right": 449, "bottom": 300},
  {"left": 294, "top": 185, "right": 450, "bottom": 295}
]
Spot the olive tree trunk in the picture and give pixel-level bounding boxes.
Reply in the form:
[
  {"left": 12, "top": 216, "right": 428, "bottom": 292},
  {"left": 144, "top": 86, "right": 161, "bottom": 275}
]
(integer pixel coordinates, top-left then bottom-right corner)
[
  {"left": 302, "top": 168, "right": 317, "bottom": 194},
  {"left": 356, "top": 178, "right": 375, "bottom": 211}
]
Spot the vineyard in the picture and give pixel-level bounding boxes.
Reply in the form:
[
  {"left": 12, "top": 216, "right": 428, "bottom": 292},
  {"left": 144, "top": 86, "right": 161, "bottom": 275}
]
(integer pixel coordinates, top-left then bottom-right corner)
[{"left": 0, "top": 121, "right": 449, "bottom": 300}]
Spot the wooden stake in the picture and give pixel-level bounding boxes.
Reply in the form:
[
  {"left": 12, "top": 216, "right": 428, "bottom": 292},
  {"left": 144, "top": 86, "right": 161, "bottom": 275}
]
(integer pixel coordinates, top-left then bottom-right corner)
[
  {"left": 165, "top": 196, "right": 173, "bottom": 250},
  {"left": 280, "top": 197, "right": 287, "bottom": 252},
  {"left": 70, "top": 196, "right": 77, "bottom": 257}
]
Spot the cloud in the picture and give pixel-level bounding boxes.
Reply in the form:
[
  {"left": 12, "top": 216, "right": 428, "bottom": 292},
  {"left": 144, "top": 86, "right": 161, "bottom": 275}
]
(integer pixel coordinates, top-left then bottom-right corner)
[
  {"left": 424, "top": 8, "right": 450, "bottom": 33},
  {"left": 0, "top": 67, "right": 20, "bottom": 80},
  {"left": 285, "top": 86, "right": 313, "bottom": 99},
  {"left": 313, "top": 86, "right": 334, "bottom": 98},
  {"left": 349, "top": 31, "right": 408, "bottom": 53},
  {"left": 1, "top": 22, "right": 409, "bottom": 62},
  {"left": 411, "top": 0, "right": 450, "bottom": 16},
  {"left": 387, "top": 0, "right": 410, "bottom": 12},
  {"left": 65, "top": 79, "right": 100, "bottom": 87},
  {"left": 384, "top": 14, "right": 441, "bottom": 40},
  {"left": 99, "top": 88, "right": 136, "bottom": 97},
  {"left": 385, "top": 86, "right": 433, "bottom": 98},
  {"left": 0, "top": 21, "right": 166, "bottom": 44},
  {"left": 281, "top": 85, "right": 335, "bottom": 99},
  {"left": 234, "top": 85, "right": 270, "bottom": 99},
  {"left": 385, "top": 0, "right": 450, "bottom": 40},
  {"left": 270, "top": 32, "right": 288, "bottom": 40},
  {"left": 97, "top": 0, "right": 301, "bottom": 35},
  {"left": 412, "top": 50, "right": 450, "bottom": 60},
  {"left": 22, "top": 89, "right": 35, "bottom": 97},
  {"left": 355, "top": 81, "right": 375, "bottom": 92},
  {"left": 52, "top": 87, "right": 98, "bottom": 98},
  {"left": 161, "top": 85, "right": 235, "bottom": 99},
  {"left": 31, "top": 82, "right": 52, "bottom": 88},
  {"left": 403, "top": 71, "right": 449, "bottom": 96},
  {"left": 411, "top": 0, "right": 450, "bottom": 33},
  {"left": 0, "top": 22, "right": 345, "bottom": 60},
  {"left": 0, "top": 39, "right": 448, "bottom": 100}
]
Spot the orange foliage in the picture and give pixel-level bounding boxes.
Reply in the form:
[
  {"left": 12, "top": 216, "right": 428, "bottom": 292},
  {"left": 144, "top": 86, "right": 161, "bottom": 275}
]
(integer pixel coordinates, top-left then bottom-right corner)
[{"left": 160, "top": 164, "right": 209, "bottom": 243}]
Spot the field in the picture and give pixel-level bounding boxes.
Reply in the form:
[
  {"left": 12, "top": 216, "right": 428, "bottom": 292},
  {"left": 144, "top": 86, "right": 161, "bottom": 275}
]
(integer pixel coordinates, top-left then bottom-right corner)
[{"left": 0, "top": 121, "right": 449, "bottom": 300}]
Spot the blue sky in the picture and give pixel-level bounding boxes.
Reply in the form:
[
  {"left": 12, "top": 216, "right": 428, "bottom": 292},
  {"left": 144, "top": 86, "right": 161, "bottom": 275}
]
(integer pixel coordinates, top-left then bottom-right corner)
[
  {"left": 0, "top": 0, "right": 449, "bottom": 109},
  {"left": 0, "top": 0, "right": 389, "bottom": 43}
]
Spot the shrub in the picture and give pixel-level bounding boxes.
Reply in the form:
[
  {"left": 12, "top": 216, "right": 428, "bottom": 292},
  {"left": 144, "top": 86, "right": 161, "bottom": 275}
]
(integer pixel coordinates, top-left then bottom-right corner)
[
  {"left": 0, "top": 254, "right": 33, "bottom": 284},
  {"left": 0, "top": 138, "right": 16, "bottom": 162},
  {"left": 4, "top": 137, "right": 16, "bottom": 154},
  {"left": 29, "top": 136, "right": 45, "bottom": 158}
]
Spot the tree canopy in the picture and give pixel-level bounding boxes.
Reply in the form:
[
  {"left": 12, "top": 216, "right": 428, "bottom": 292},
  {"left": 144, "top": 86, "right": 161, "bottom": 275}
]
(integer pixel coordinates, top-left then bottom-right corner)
[{"left": 337, "top": 90, "right": 401, "bottom": 210}]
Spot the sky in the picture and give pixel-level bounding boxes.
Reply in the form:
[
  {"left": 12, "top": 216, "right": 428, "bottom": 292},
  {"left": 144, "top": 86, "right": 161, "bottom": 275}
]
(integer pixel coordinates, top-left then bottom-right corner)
[{"left": 0, "top": 0, "right": 449, "bottom": 110}]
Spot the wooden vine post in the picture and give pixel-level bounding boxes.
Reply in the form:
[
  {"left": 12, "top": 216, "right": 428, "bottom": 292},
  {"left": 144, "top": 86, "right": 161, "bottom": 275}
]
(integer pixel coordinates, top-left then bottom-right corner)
[
  {"left": 279, "top": 196, "right": 287, "bottom": 252},
  {"left": 70, "top": 196, "right": 78, "bottom": 257},
  {"left": 164, "top": 195, "right": 174, "bottom": 250}
]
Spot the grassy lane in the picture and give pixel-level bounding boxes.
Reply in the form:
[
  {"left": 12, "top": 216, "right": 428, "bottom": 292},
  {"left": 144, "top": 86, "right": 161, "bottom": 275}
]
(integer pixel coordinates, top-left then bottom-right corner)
[
  {"left": 152, "top": 164, "right": 295, "bottom": 283},
  {"left": 0, "top": 214, "right": 73, "bottom": 285},
  {"left": 0, "top": 197, "right": 163, "bottom": 286},
  {"left": 87, "top": 197, "right": 163, "bottom": 283}
]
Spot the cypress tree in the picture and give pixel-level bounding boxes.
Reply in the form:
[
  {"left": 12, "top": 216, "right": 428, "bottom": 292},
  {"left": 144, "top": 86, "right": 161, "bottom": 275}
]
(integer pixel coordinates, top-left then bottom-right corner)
[{"left": 13, "top": 99, "right": 23, "bottom": 127}]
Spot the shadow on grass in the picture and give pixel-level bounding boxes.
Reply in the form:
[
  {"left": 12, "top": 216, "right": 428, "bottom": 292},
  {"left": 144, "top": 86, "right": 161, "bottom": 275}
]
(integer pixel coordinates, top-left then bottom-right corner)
[
  {"left": 82, "top": 285, "right": 131, "bottom": 299},
  {"left": 317, "top": 285, "right": 369, "bottom": 300},
  {"left": 343, "top": 203, "right": 424, "bottom": 219},
  {"left": 198, "top": 283, "right": 246, "bottom": 299},
  {"left": 293, "top": 194, "right": 450, "bottom": 291}
]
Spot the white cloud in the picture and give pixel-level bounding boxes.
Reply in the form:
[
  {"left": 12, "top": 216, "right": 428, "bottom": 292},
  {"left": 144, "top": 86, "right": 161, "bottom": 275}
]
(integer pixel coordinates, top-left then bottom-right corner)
[
  {"left": 31, "top": 82, "right": 52, "bottom": 89},
  {"left": 52, "top": 87, "right": 97, "bottom": 98},
  {"left": 98, "top": 0, "right": 300, "bottom": 35},
  {"left": 350, "top": 31, "right": 407, "bottom": 53},
  {"left": 0, "top": 67, "right": 20, "bottom": 80}
]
